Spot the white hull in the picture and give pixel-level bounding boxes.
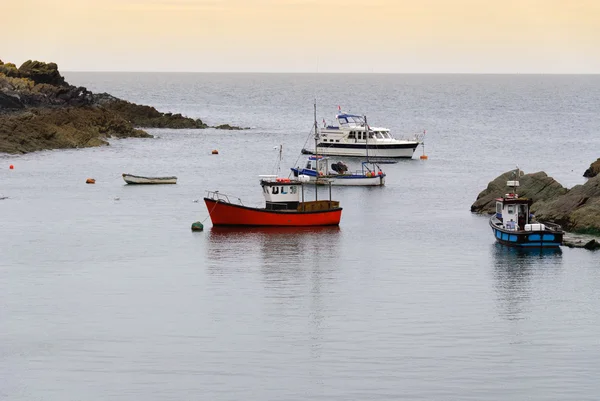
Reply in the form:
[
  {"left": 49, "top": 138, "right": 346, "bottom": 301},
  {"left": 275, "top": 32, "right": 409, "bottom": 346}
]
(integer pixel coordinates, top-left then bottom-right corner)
[
  {"left": 315, "top": 144, "right": 418, "bottom": 159},
  {"left": 315, "top": 175, "right": 385, "bottom": 186},
  {"left": 122, "top": 174, "right": 177, "bottom": 185}
]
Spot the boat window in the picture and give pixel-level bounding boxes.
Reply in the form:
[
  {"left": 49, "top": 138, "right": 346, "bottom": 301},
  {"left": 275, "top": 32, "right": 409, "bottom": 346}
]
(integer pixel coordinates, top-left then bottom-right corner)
[
  {"left": 368, "top": 132, "right": 374, "bottom": 138},
  {"left": 376, "top": 132, "right": 384, "bottom": 138},
  {"left": 507, "top": 205, "right": 515, "bottom": 214},
  {"left": 335, "top": 140, "right": 340, "bottom": 142},
  {"left": 348, "top": 131, "right": 355, "bottom": 139},
  {"left": 496, "top": 202, "right": 502, "bottom": 214}
]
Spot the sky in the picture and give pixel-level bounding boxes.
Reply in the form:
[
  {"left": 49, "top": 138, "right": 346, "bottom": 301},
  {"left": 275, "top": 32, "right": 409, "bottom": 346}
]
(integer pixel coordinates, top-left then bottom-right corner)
[{"left": 3, "top": 0, "right": 600, "bottom": 73}]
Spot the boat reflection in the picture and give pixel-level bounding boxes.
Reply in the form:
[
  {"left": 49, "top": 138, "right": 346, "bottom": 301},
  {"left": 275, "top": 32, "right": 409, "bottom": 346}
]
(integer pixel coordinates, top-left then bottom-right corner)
[
  {"left": 206, "top": 225, "right": 342, "bottom": 266},
  {"left": 491, "top": 243, "right": 563, "bottom": 322},
  {"left": 206, "top": 225, "right": 340, "bottom": 360}
]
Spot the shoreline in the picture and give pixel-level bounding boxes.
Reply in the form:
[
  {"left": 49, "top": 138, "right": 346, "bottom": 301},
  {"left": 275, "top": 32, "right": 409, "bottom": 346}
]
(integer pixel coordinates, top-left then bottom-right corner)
[{"left": 0, "top": 59, "right": 245, "bottom": 154}]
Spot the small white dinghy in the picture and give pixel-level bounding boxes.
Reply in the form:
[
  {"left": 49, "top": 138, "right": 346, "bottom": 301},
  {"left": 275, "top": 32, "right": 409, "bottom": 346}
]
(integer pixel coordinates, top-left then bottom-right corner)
[{"left": 122, "top": 173, "right": 177, "bottom": 185}]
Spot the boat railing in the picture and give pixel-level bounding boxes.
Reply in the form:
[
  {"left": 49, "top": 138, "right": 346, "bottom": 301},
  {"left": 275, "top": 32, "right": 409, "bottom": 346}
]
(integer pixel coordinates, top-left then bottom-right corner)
[
  {"left": 205, "top": 190, "right": 243, "bottom": 205},
  {"left": 539, "top": 221, "right": 563, "bottom": 232}
]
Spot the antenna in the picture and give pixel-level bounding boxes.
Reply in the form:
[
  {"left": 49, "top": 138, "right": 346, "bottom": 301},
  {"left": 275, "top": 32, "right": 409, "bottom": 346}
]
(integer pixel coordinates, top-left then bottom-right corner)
[
  {"left": 314, "top": 99, "right": 318, "bottom": 201},
  {"left": 364, "top": 115, "right": 369, "bottom": 163}
]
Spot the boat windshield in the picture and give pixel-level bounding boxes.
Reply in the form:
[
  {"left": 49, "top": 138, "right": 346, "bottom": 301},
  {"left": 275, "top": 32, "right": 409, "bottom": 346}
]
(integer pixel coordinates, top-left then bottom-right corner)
[{"left": 337, "top": 114, "right": 365, "bottom": 128}]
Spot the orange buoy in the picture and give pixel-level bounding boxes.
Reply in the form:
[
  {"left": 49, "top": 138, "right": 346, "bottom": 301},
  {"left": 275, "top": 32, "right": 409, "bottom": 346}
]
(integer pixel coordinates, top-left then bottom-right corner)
[
  {"left": 212, "top": 149, "right": 219, "bottom": 154},
  {"left": 420, "top": 155, "right": 428, "bottom": 160},
  {"left": 86, "top": 178, "right": 96, "bottom": 184},
  {"left": 378, "top": 171, "right": 383, "bottom": 175},
  {"left": 9, "top": 165, "right": 14, "bottom": 169}
]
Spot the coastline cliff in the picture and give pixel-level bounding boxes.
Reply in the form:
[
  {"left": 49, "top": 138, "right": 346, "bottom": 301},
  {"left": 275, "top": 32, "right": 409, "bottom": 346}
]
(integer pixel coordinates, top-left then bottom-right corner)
[{"left": 0, "top": 60, "right": 240, "bottom": 154}]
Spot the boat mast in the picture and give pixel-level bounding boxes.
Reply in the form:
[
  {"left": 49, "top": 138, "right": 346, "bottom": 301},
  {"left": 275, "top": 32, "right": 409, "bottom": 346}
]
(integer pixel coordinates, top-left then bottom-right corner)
[{"left": 314, "top": 100, "right": 318, "bottom": 201}]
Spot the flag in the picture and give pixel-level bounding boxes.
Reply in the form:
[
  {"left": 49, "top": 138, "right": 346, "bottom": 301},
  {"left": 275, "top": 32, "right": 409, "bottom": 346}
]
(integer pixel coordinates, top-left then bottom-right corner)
[{"left": 338, "top": 105, "right": 341, "bottom": 112}]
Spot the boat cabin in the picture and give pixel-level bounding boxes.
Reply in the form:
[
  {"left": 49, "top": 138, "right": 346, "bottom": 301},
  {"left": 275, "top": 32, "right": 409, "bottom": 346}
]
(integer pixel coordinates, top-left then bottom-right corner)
[
  {"left": 321, "top": 114, "right": 395, "bottom": 144},
  {"left": 260, "top": 175, "right": 304, "bottom": 211},
  {"left": 495, "top": 181, "right": 533, "bottom": 231},
  {"left": 303, "top": 155, "right": 328, "bottom": 173}
]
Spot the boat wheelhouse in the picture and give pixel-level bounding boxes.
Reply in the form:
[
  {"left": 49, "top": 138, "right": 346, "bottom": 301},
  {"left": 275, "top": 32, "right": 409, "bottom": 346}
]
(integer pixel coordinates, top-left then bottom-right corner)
[
  {"left": 290, "top": 155, "right": 385, "bottom": 186},
  {"left": 489, "top": 175, "right": 563, "bottom": 248},
  {"left": 204, "top": 175, "right": 342, "bottom": 226},
  {"left": 302, "top": 112, "right": 422, "bottom": 159}
]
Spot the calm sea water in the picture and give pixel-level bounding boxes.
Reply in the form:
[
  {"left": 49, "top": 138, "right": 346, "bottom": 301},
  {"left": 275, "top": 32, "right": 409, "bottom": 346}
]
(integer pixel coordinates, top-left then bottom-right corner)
[{"left": 1, "top": 73, "right": 600, "bottom": 401}]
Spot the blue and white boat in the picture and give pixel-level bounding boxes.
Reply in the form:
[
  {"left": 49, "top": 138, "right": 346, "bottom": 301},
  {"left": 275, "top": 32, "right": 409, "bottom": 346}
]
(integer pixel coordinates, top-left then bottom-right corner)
[
  {"left": 291, "top": 156, "right": 385, "bottom": 186},
  {"left": 489, "top": 171, "right": 563, "bottom": 248}
]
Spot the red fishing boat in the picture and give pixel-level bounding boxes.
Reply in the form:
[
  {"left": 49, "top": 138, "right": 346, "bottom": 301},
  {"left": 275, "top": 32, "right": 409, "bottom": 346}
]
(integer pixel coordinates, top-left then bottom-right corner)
[
  {"left": 204, "top": 175, "right": 342, "bottom": 226},
  {"left": 204, "top": 102, "right": 343, "bottom": 227}
]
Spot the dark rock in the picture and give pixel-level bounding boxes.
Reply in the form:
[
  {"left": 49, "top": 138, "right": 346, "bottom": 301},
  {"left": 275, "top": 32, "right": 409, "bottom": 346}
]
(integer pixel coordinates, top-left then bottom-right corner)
[
  {"left": 583, "top": 158, "right": 600, "bottom": 178},
  {"left": 102, "top": 99, "right": 208, "bottom": 128},
  {"left": 1, "top": 58, "right": 238, "bottom": 153},
  {"left": 471, "top": 169, "right": 567, "bottom": 214},
  {"left": 0, "top": 92, "right": 24, "bottom": 109},
  {"left": 18, "top": 60, "right": 66, "bottom": 86},
  {"left": 0, "top": 107, "right": 152, "bottom": 154},
  {"left": 214, "top": 124, "right": 244, "bottom": 130},
  {"left": 584, "top": 239, "right": 600, "bottom": 250}
]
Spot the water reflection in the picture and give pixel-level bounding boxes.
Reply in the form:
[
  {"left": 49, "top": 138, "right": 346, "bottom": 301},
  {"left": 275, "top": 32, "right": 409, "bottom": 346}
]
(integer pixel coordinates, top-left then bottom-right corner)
[
  {"left": 207, "top": 226, "right": 341, "bottom": 360},
  {"left": 491, "top": 243, "right": 562, "bottom": 321}
]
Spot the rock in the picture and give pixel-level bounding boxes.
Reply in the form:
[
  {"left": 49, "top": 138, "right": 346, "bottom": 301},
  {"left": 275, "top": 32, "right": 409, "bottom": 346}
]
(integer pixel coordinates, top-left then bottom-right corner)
[
  {"left": 214, "top": 124, "right": 244, "bottom": 130},
  {"left": 1, "top": 58, "right": 239, "bottom": 154},
  {"left": 471, "top": 169, "right": 567, "bottom": 214},
  {"left": 18, "top": 60, "right": 66, "bottom": 86},
  {"left": 101, "top": 99, "right": 208, "bottom": 128},
  {"left": 563, "top": 232, "right": 600, "bottom": 250},
  {"left": 533, "top": 175, "right": 600, "bottom": 235},
  {"left": 583, "top": 158, "right": 600, "bottom": 178},
  {"left": 474, "top": 166, "right": 600, "bottom": 236},
  {"left": 0, "top": 92, "right": 24, "bottom": 109},
  {"left": 0, "top": 107, "right": 152, "bottom": 154}
]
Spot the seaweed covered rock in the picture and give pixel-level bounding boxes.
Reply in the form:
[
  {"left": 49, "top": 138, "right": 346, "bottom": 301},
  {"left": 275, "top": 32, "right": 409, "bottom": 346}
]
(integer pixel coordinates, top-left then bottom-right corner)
[
  {"left": 102, "top": 99, "right": 208, "bottom": 128},
  {"left": 0, "top": 107, "right": 150, "bottom": 154},
  {"left": 1, "top": 58, "right": 242, "bottom": 153},
  {"left": 18, "top": 60, "right": 66, "bottom": 86}
]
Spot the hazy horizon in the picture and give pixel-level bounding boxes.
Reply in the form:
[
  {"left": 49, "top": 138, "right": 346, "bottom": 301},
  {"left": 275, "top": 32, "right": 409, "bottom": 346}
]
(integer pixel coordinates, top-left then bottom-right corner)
[{"left": 5, "top": 0, "right": 600, "bottom": 74}]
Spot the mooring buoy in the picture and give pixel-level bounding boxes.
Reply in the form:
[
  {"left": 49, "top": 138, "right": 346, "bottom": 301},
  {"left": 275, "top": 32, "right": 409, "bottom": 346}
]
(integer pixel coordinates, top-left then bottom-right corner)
[{"left": 191, "top": 221, "right": 204, "bottom": 231}]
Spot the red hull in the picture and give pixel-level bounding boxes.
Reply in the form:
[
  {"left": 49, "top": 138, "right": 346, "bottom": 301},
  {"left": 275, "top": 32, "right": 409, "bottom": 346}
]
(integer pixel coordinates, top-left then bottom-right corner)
[{"left": 204, "top": 198, "right": 342, "bottom": 226}]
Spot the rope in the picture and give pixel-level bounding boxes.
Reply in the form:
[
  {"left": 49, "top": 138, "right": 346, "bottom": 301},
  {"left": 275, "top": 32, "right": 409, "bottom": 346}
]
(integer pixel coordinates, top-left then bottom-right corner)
[{"left": 290, "top": 124, "right": 315, "bottom": 178}]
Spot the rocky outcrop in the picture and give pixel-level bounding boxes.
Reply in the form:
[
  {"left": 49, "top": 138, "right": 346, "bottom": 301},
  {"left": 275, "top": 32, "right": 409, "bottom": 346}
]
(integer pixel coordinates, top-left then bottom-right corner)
[
  {"left": 583, "top": 158, "right": 600, "bottom": 178},
  {"left": 102, "top": 98, "right": 208, "bottom": 129},
  {"left": 471, "top": 170, "right": 567, "bottom": 214},
  {"left": 0, "top": 107, "right": 150, "bottom": 154},
  {"left": 0, "top": 59, "right": 244, "bottom": 153},
  {"left": 533, "top": 175, "right": 600, "bottom": 235},
  {"left": 472, "top": 168, "right": 600, "bottom": 236},
  {"left": 214, "top": 124, "right": 245, "bottom": 130}
]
